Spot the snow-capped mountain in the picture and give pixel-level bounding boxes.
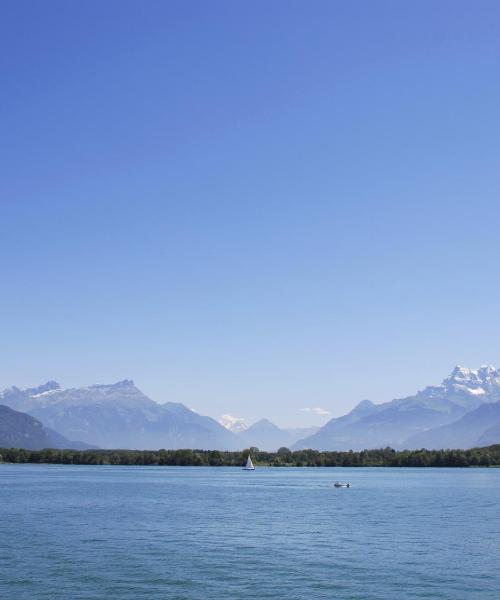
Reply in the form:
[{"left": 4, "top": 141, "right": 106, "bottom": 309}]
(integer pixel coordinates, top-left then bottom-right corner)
[
  {"left": 441, "top": 365, "right": 500, "bottom": 397},
  {"left": 218, "top": 414, "right": 249, "bottom": 433},
  {"left": 293, "top": 365, "right": 500, "bottom": 451}
]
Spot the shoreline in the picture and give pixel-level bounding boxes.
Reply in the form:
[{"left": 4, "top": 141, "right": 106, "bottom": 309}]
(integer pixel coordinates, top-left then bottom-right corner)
[{"left": 1, "top": 445, "right": 499, "bottom": 468}]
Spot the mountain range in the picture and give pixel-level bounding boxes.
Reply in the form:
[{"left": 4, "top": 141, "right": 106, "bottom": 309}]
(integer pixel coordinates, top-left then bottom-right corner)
[
  {"left": 292, "top": 365, "right": 500, "bottom": 450},
  {"left": 2, "top": 365, "right": 500, "bottom": 451},
  {"left": 0, "top": 380, "right": 242, "bottom": 450}
]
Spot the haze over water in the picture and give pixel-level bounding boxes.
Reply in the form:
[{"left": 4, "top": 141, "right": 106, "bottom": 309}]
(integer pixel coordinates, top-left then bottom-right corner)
[{"left": 1, "top": 465, "right": 499, "bottom": 599}]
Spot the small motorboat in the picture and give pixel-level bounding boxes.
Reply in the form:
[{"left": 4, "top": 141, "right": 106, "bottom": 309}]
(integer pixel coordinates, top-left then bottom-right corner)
[{"left": 334, "top": 481, "right": 351, "bottom": 488}]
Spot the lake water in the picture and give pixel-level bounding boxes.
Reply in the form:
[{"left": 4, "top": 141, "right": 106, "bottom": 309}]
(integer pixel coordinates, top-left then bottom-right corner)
[{"left": 1, "top": 465, "right": 499, "bottom": 599}]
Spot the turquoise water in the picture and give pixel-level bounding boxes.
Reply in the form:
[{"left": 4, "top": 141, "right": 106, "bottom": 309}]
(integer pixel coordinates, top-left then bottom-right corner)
[{"left": 1, "top": 465, "right": 499, "bottom": 599}]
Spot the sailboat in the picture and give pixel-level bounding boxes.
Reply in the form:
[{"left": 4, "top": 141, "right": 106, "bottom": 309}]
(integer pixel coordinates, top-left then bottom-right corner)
[{"left": 242, "top": 455, "right": 255, "bottom": 470}]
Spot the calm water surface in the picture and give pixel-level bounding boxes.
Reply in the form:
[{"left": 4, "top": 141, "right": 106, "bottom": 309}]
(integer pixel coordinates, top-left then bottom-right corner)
[{"left": 1, "top": 465, "right": 499, "bottom": 599}]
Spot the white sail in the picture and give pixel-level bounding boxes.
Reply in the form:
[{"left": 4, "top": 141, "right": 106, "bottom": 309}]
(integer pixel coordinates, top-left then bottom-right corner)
[{"left": 243, "top": 455, "right": 255, "bottom": 470}]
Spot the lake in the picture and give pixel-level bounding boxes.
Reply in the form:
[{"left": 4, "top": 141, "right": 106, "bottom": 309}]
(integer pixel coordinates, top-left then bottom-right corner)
[{"left": 1, "top": 465, "right": 499, "bottom": 599}]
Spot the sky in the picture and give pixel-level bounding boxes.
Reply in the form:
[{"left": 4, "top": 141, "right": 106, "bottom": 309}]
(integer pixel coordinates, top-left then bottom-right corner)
[{"left": 1, "top": 1, "right": 500, "bottom": 428}]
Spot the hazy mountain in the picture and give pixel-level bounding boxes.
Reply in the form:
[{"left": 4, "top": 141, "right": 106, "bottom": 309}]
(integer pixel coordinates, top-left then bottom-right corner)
[
  {"left": 0, "top": 380, "right": 242, "bottom": 450},
  {"left": 237, "top": 421, "right": 320, "bottom": 451},
  {"left": 0, "top": 405, "right": 92, "bottom": 450},
  {"left": 239, "top": 418, "right": 293, "bottom": 451},
  {"left": 404, "top": 401, "right": 500, "bottom": 449},
  {"left": 292, "top": 399, "right": 380, "bottom": 450},
  {"left": 477, "top": 421, "right": 500, "bottom": 447},
  {"left": 285, "top": 426, "right": 320, "bottom": 443},
  {"left": 293, "top": 366, "right": 500, "bottom": 451},
  {"left": 219, "top": 416, "right": 319, "bottom": 451}
]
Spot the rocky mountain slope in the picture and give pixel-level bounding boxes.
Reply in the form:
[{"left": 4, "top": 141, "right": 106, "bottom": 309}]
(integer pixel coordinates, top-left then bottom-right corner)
[
  {"left": 0, "top": 404, "right": 92, "bottom": 450},
  {"left": 404, "top": 401, "right": 500, "bottom": 449}
]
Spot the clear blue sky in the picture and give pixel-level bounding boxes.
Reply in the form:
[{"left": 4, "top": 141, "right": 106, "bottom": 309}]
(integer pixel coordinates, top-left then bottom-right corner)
[{"left": 1, "top": 1, "right": 500, "bottom": 427}]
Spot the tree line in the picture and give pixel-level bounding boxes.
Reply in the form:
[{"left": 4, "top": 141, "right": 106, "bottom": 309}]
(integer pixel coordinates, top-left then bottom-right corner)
[{"left": 1, "top": 445, "right": 499, "bottom": 467}]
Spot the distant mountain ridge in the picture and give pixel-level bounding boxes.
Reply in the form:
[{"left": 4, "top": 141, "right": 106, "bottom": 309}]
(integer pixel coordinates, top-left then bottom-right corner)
[
  {"left": 293, "top": 365, "right": 500, "bottom": 451},
  {"left": 239, "top": 418, "right": 293, "bottom": 451},
  {"left": 236, "top": 418, "right": 320, "bottom": 451},
  {"left": 0, "top": 380, "right": 242, "bottom": 451}
]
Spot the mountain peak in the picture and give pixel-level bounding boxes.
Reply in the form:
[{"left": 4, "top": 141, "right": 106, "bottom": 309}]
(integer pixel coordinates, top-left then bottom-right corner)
[
  {"left": 353, "top": 399, "right": 375, "bottom": 411},
  {"left": 112, "top": 379, "right": 135, "bottom": 388},
  {"left": 450, "top": 365, "right": 471, "bottom": 377},
  {"left": 443, "top": 365, "right": 500, "bottom": 395},
  {"left": 248, "top": 418, "right": 281, "bottom": 431},
  {"left": 88, "top": 379, "right": 136, "bottom": 391},
  {"left": 255, "top": 418, "right": 273, "bottom": 425},
  {"left": 28, "top": 381, "right": 61, "bottom": 397},
  {"left": 219, "top": 414, "right": 248, "bottom": 433},
  {"left": 478, "top": 365, "right": 498, "bottom": 376},
  {"left": 448, "top": 364, "right": 498, "bottom": 379},
  {"left": 240, "top": 418, "right": 293, "bottom": 451}
]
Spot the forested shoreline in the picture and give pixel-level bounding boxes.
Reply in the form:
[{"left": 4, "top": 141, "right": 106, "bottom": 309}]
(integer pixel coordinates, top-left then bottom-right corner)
[{"left": 1, "top": 445, "right": 500, "bottom": 467}]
